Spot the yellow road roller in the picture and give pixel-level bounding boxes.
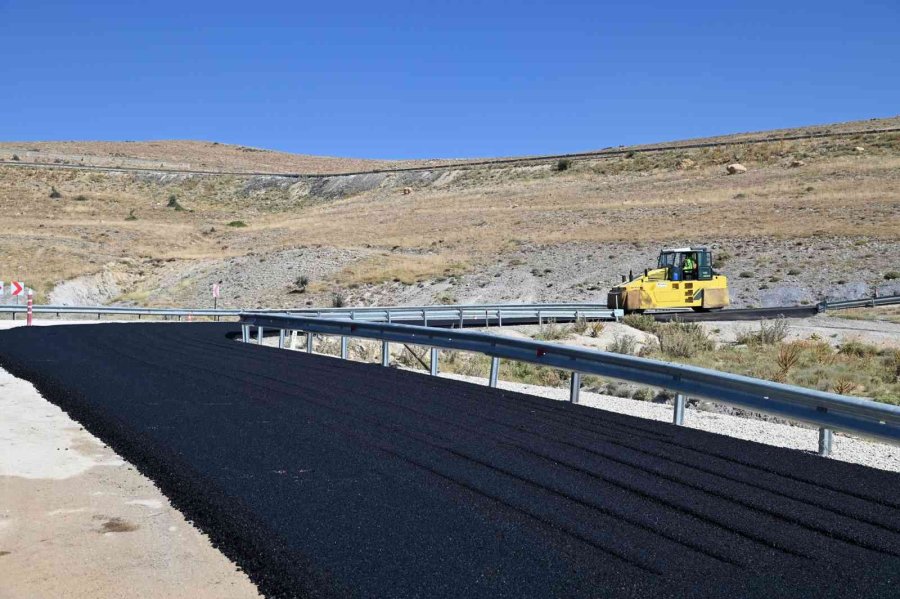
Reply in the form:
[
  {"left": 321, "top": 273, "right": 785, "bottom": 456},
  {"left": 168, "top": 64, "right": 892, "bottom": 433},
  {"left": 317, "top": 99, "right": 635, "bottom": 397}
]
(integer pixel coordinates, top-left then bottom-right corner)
[{"left": 607, "top": 246, "right": 729, "bottom": 312}]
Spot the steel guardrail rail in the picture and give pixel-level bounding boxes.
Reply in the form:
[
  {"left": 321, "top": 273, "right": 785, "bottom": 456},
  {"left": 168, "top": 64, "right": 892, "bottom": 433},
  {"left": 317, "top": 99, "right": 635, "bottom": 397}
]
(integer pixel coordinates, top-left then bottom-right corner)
[
  {"left": 2, "top": 126, "right": 898, "bottom": 179},
  {"left": 240, "top": 312, "right": 900, "bottom": 456},
  {"left": 0, "top": 302, "right": 621, "bottom": 324}
]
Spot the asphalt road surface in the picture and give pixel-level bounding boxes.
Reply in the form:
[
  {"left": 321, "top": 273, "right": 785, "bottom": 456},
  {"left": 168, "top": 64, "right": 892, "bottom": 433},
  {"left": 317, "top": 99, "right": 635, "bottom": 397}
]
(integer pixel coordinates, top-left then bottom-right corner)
[{"left": 1, "top": 323, "right": 899, "bottom": 598}]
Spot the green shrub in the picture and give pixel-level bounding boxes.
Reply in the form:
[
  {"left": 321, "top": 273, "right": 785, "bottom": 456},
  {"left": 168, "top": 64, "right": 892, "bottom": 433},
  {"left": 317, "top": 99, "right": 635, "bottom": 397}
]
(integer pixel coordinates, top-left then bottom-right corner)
[
  {"left": 787, "top": 268, "right": 802, "bottom": 276},
  {"left": 331, "top": 291, "right": 346, "bottom": 308},
  {"left": 227, "top": 220, "right": 247, "bottom": 227},
  {"left": 74, "top": 194, "right": 88, "bottom": 201},
  {"left": 167, "top": 194, "right": 186, "bottom": 211},
  {"left": 556, "top": 158, "right": 572, "bottom": 171},
  {"left": 656, "top": 321, "right": 713, "bottom": 357},
  {"left": 739, "top": 271, "right": 754, "bottom": 278},
  {"left": 49, "top": 186, "right": 62, "bottom": 199},
  {"left": 124, "top": 209, "right": 138, "bottom": 221},
  {"left": 884, "top": 271, "right": 900, "bottom": 280},
  {"left": 11, "top": 154, "right": 19, "bottom": 161},
  {"left": 838, "top": 340, "right": 879, "bottom": 358},
  {"left": 623, "top": 313, "right": 657, "bottom": 333}
]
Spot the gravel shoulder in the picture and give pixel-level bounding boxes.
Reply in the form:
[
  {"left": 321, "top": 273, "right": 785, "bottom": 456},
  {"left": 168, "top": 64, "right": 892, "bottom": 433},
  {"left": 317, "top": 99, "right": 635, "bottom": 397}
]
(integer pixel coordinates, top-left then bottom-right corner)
[{"left": 0, "top": 323, "right": 260, "bottom": 599}]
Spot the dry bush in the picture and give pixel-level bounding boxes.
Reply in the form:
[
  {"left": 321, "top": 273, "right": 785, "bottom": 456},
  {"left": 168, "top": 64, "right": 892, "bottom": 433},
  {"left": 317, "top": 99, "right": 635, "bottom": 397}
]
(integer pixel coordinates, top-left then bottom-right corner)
[
  {"left": 736, "top": 319, "right": 788, "bottom": 345},
  {"left": 608, "top": 333, "right": 638, "bottom": 355},
  {"left": 838, "top": 339, "right": 880, "bottom": 358},
  {"left": 588, "top": 321, "right": 605, "bottom": 338},
  {"left": 656, "top": 321, "right": 713, "bottom": 357},
  {"left": 534, "top": 320, "right": 570, "bottom": 341},
  {"left": 776, "top": 342, "right": 804, "bottom": 377},
  {"left": 622, "top": 313, "right": 657, "bottom": 333}
]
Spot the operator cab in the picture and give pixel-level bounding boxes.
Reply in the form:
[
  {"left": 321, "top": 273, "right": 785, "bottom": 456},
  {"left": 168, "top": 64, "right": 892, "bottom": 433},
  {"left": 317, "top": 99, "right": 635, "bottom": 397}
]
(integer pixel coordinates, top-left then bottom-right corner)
[{"left": 658, "top": 247, "right": 713, "bottom": 281}]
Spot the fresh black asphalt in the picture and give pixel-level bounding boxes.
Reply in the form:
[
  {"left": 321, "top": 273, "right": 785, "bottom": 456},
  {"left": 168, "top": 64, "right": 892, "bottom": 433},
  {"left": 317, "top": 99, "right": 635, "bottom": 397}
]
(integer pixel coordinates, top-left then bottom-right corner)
[{"left": 1, "top": 323, "right": 898, "bottom": 598}]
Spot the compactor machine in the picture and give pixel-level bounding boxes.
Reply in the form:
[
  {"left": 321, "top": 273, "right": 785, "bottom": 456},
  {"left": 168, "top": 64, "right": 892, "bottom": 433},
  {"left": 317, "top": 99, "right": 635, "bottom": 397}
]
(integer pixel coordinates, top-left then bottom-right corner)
[{"left": 607, "top": 247, "right": 729, "bottom": 312}]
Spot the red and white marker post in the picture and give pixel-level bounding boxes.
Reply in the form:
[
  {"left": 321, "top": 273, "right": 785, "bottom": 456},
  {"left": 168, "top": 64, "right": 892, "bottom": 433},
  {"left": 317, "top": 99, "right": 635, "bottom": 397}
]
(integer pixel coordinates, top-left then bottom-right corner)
[{"left": 26, "top": 290, "right": 33, "bottom": 326}]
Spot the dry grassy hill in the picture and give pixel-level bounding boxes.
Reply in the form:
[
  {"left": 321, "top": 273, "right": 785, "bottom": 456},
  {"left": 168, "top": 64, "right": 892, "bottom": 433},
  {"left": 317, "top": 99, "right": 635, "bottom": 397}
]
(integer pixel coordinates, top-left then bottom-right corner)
[{"left": 1, "top": 117, "right": 898, "bottom": 310}]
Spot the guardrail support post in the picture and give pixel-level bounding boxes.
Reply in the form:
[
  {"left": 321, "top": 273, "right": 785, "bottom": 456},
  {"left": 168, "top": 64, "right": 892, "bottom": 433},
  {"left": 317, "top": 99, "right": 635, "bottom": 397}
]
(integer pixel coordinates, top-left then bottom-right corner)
[
  {"left": 257, "top": 325, "right": 264, "bottom": 345},
  {"left": 569, "top": 372, "right": 581, "bottom": 404},
  {"left": 381, "top": 341, "right": 390, "bottom": 367},
  {"left": 497, "top": 309, "right": 502, "bottom": 327},
  {"left": 341, "top": 336, "right": 348, "bottom": 360},
  {"left": 306, "top": 332, "right": 314, "bottom": 353},
  {"left": 459, "top": 309, "right": 464, "bottom": 329},
  {"left": 241, "top": 324, "right": 250, "bottom": 343},
  {"left": 673, "top": 393, "right": 686, "bottom": 425},
  {"left": 278, "top": 329, "right": 286, "bottom": 349},
  {"left": 430, "top": 348, "right": 438, "bottom": 376},
  {"left": 489, "top": 357, "right": 500, "bottom": 388},
  {"left": 818, "top": 427, "right": 833, "bottom": 457},
  {"left": 290, "top": 330, "right": 298, "bottom": 349}
]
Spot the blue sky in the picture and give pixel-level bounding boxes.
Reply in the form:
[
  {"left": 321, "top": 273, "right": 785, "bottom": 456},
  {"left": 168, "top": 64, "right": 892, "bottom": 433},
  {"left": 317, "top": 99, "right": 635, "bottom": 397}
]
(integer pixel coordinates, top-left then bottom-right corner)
[{"left": 1, "top": 0, "right": 897, "bottom": 158}]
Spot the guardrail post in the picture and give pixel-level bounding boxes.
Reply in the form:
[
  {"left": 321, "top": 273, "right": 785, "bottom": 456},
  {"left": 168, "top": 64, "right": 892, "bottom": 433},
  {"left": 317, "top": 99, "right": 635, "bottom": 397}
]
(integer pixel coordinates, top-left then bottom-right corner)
[
  {"left": 306, "top": 332, "right": 314, "bottom": 353},
  {"left": 241, "top": 324, "right": 250, "bottom": 343},
  {"left": 381, "top": 340, "right": 390, "bottom": 366},
  {"left": 341, "top": 336, "right": 349, "bottom": 360},
  {"left": 497, "top": 309, "right": 502, "bottom": 327},
  {"left": 489, "top": 357, "right": 500, "bottom": 387},
  {"left": 569, "top": 372, "right": 581, "bottom": 404},
  {"left": 290, "top": 330, "right": 298, "bottom": 349},
  {"left": 278, "top": 329, "right": 286, "bottom": 349},
  {"left": 458, "top": 309, "right": 464, "bottom": 329},
  {"left": 673, "top": 393, "right": 686, "bottom": 425},
  {"left": 818, "top": 428, "right": 833, "bottom": 457},
  {"left": 257, "top": 325, "right": 264, "bottom": 345},
  {"left": 538, "top": 310, "right": 542, "bottom": 327},
  {"left": 430, "top": 347, "right": 438, "bottom": 375}
]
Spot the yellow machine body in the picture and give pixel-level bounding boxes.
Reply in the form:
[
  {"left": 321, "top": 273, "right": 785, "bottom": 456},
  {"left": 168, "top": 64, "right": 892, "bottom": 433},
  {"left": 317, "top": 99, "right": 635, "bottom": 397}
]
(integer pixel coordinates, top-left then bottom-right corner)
[{"left": 607, "top": 247, "right": 730, "bottom": 312}]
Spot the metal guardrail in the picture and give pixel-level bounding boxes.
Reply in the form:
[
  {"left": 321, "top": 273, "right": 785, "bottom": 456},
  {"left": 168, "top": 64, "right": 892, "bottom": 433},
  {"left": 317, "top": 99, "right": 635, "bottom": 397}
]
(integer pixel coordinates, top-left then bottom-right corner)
[
  {"left": 822, "top": 294, "right": 900, "bottom": 310},
  {"left": 0, "top": 302, "right": 621, "bottom": 325},
  {"left": 240, "top": 313, "right": 900, "bottom": 458}
]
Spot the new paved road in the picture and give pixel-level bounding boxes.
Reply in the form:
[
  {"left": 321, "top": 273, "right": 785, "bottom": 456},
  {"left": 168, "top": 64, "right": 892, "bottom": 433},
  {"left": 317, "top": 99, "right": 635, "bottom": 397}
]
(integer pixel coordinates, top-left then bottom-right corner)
[{"left": 1, "top": 323, "right": 899, "bottom": 598}]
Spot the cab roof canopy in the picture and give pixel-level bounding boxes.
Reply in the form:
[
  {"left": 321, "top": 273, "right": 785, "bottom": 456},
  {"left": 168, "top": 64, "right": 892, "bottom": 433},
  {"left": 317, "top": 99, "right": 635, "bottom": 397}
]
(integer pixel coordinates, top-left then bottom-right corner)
[{"left": 660, "top": 246, "right": 709, "bottom": 253}]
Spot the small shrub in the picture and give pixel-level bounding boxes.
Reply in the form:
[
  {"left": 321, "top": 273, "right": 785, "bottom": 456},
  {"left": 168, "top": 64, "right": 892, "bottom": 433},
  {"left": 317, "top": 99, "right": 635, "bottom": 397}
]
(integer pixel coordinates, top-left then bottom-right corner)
[
  {"left": 588, "top": 321, "right": 605, "bottom": 338},
  {"left": 716, "top": 251, "right": 732, "bottom": 264},
  {"left": 74, "top": 194, "right": 88, "bottom": 201},
  {"left": 787, "top": 268, "right": 802, "bottom": 276},
  {"left": 739, "top": 271, "right": 754, "bottom": 278},
  {"left": 571, "top": 315, "right": 589, "bottom": 335},
  {"left": 331, "top": 291, "right": 346, "bottom": 308},
  {"left": 776, "top": 342, "right": 804, "bottom": 376},
  {"left": 736, "top": 318, "right": 789, "bottom": 345},
  {"left": 623, "top": 313, "right": 657, "bottom": 333},
  {"left": 884, "top": 271, "right": 900, "bottom": 280},
  {"left": 656, "top": 321, "right": 713, "bottom": 357},
  {"left": 227, "top": 220, "right": 248, "bottom": 227},
  {"left": 608, "top": 333, "right": 638, "bottom": 355},
  {"left": 11, "top": 154, "right": 19, "bottom": 161},
  {"left": 535, "top": 320, "right": 570, "bottom": 341},
  {"left": 838, "top": 340, "right": 879, "bottom": 358},
  {"left": 556, "top": 158, "right": 572, "bottom": 171},
  {"left": 124, "top": 209, "right": 138, "bottom": 221},
  {"left": 167, "top": 194, "right": 186, "bottom": 211},
  {"left": 49, "top": 186, "right": 61, "bottom": 199},
  {"left": 832, "top": 378, "right": 858, "bottom": 395}
]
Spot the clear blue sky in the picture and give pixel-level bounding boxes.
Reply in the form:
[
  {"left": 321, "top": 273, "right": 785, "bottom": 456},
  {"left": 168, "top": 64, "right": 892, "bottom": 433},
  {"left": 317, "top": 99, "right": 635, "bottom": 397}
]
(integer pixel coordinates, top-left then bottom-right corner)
[{"left": 1, "top": 0, "right": 897, "bottom": 158}]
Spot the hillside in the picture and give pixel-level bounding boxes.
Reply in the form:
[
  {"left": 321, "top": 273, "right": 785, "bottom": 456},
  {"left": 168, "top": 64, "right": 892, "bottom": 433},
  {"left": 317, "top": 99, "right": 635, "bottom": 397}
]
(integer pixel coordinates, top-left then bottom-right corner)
[{"left": 0, "top": 117, "right": 898, "bottom": 309}]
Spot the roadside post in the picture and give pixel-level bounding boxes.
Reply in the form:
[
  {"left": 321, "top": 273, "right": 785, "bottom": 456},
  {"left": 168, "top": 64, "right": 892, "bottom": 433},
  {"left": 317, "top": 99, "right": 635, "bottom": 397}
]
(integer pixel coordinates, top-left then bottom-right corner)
[
  {"left": 26, "top": 290, "right": 33, "bottom": 326},
  {"left": 212, "top": 283, "right": 221, "bottom": 321}
]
